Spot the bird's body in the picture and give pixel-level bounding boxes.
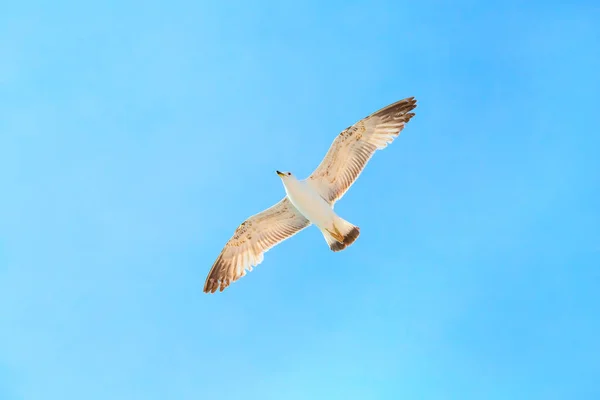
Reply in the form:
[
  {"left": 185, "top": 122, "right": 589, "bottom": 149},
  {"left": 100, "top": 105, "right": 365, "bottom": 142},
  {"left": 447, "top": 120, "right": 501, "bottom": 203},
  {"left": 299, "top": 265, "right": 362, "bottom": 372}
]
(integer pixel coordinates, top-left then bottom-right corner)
[
  {"left": 279, "top": 173, "right": 359, "bottom": 251},
  {"left": 204, "top": 96, "right": 418, "bottom": 293},
  {"left": 281, "top": 176, "right": 333, "bottom": 229}
]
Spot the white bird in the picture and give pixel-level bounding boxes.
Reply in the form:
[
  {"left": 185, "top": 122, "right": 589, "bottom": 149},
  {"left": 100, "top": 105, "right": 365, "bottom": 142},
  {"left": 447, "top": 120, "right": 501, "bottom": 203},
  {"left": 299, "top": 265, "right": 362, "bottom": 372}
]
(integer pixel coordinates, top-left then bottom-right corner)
[{"left": 204, "top": 97, "right": 417, "bottom": 293}]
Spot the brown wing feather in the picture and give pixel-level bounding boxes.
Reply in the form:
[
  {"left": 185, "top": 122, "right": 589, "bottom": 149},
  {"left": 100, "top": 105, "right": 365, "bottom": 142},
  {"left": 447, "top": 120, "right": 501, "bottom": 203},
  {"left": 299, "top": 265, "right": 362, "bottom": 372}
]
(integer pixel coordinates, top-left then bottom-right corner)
[
  {"left": 308, "top": 97, "right": 417, "bottom": 203},
  {"left": 203, "top": 197, "right": 310, "bottom": 293}
]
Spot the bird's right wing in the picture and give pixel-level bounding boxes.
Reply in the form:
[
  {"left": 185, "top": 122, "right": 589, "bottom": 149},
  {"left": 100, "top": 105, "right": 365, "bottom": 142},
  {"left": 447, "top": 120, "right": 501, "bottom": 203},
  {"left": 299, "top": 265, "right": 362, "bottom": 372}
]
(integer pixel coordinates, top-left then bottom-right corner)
[
  {"left": 204, "top": 197, "right": 311, "bottom": 293},
  {"left": 307, "top": 97, "right": 417, "bottom": 203}
]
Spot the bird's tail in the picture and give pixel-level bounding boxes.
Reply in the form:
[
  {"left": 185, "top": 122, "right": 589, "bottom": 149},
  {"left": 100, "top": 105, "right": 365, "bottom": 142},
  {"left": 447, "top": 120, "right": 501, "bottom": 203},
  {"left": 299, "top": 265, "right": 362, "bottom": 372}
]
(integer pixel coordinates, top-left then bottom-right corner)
[{"left": 321, "top": 215, "right": 360, "bottom": 252}]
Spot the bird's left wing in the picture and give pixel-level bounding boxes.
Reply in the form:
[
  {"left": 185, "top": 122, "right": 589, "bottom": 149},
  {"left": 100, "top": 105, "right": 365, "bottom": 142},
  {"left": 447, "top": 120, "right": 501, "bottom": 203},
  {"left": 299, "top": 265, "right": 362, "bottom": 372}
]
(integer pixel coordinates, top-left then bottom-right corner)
[
  {"left": 204, "top": 197, "right": 310, "bottom": 293},
  {"left": 307, "top": 97, "right": 417, "bottom": 204}
]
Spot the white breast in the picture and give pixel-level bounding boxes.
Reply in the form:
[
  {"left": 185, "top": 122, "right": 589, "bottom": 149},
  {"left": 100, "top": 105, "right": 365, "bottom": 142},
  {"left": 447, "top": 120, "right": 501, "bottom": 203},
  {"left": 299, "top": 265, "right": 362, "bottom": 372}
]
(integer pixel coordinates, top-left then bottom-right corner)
[{"left": 283, "top": 180, "right": 335, "bottom": 228}]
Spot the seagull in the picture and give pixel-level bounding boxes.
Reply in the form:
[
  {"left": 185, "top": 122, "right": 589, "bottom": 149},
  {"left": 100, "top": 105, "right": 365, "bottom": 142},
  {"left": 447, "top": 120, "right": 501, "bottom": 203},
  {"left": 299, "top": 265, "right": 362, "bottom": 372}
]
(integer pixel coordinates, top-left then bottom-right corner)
[{"left": 204, "top": 97, "right": 417, "bottom": 293}]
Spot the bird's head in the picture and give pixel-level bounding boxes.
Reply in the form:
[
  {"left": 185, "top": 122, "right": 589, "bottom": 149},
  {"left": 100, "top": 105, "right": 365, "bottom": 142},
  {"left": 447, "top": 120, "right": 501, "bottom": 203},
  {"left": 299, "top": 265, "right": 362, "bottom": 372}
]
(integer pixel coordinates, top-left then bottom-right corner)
[
  {"left": 276, "top": 170, "right": 294, "bottom": 179},
  {"left": 276, "top": 171, "right": 299, "bottom": 191}
]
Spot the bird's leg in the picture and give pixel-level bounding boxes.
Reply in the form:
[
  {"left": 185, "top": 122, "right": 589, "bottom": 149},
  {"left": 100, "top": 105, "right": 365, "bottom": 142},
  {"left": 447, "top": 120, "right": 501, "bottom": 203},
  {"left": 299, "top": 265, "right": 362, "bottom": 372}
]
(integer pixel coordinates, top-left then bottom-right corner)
[{"left": 325, "top": 227, "right": 344, "bottom": 243}]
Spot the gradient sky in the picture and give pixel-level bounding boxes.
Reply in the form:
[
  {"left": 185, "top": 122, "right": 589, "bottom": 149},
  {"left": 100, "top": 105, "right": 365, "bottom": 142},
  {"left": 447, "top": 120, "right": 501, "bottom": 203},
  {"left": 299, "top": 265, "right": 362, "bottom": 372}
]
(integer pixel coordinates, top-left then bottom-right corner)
[{"left": 1, "top": 1, "right": 599, "bottom": 399}]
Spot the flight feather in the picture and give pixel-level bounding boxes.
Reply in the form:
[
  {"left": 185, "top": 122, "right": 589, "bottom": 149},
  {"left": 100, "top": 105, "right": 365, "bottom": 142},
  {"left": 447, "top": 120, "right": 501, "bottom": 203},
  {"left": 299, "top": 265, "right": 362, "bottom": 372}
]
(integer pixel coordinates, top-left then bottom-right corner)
[
  {"left": 308, "top": 97, "right": 417, "bottom": 203},
  {"left": 203, "top": 197, "right": 310, "bottom": 293}
]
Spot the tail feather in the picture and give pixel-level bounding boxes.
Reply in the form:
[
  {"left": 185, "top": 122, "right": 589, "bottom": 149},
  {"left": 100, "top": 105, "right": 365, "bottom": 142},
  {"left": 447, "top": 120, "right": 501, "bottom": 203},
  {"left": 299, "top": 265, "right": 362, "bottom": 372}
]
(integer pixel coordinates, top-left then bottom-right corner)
[
  {"left": 322, "top": 215, "right": 360, "bottom": 252},
  {"left": 323, "top": 231, "right": 347, "bottom": 252}
]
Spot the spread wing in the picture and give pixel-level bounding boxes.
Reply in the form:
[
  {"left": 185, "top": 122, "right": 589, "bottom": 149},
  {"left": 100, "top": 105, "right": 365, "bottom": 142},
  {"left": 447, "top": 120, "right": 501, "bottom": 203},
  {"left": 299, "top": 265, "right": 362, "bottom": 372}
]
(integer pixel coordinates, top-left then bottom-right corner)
[
  {"left": 307, "top": 97, "right": 417, "bottom": 203},
  {"left": 204, "top": 197, "right": 310, "bottom": 293}
]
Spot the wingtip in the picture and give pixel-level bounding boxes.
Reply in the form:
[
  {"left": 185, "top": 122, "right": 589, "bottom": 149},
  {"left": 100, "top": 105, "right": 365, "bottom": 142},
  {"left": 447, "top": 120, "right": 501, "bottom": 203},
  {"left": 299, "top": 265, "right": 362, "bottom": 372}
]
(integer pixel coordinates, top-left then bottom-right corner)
[
  {"left": 203, "top": 282, "right": 227, "bottom": 294},
  {"left": 371, "top": 96, "right": 418, "bottom": 120},
  {"left": 404, "top": 96, "right": 417, "bottom": 111},
  {"left": 203, "top": 279, "right": 216, "bottom": 294},
  {"left": 203, "top": 274, "right": 235, "bottom": 293}
]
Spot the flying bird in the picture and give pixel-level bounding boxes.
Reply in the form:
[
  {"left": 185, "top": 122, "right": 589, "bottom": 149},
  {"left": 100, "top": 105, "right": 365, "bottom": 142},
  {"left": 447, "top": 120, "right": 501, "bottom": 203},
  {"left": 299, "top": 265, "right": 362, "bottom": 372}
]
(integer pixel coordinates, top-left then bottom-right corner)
[{"left": 204, "top": 97, "right": 417, "bottom": 293}]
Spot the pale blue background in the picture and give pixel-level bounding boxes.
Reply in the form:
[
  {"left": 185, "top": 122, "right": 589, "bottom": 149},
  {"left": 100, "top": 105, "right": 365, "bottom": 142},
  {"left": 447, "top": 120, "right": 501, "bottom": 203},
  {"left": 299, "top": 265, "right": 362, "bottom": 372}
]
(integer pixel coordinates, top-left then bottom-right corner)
[{"left": 1, "top": 1, "right": 599, "bottom": 399}]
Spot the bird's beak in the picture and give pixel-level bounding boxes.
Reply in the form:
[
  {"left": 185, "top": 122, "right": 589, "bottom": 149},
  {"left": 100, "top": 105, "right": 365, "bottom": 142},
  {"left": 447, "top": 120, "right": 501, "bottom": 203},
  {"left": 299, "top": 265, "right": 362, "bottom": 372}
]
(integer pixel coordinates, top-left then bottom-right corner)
[{"left": 276, "top": 170, "right": 285, "bottom": 177}]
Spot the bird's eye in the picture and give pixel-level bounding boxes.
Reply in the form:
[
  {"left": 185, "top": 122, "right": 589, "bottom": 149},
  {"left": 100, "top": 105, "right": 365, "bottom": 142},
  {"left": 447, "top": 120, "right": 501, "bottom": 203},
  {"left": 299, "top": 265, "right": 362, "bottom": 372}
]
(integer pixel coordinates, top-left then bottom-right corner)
[{"left": 288, "top": 173, "right": 291, "bottom": 176}]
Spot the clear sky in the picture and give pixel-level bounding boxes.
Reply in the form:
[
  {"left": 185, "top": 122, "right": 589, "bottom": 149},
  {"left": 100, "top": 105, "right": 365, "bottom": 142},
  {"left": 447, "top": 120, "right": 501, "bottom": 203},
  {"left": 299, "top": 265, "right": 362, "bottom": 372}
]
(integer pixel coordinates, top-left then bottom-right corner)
[{"left": 1, "top": 1, "right": 599, "bottom": 399}]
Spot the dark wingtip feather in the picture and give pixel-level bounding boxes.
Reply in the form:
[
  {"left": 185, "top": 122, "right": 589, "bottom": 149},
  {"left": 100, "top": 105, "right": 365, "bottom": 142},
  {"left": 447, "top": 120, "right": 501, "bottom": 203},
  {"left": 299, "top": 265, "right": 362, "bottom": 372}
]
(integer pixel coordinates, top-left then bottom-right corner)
[{"left": 372, "top": 96, "right": 417, "bottom": 119}]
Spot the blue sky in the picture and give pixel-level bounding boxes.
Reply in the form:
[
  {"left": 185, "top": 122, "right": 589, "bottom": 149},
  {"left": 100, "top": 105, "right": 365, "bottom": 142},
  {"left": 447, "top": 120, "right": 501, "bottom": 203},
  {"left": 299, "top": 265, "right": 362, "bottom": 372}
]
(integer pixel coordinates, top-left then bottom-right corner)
[{"left": 1, "top": 1, "right": 599, "bottom": 399}]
